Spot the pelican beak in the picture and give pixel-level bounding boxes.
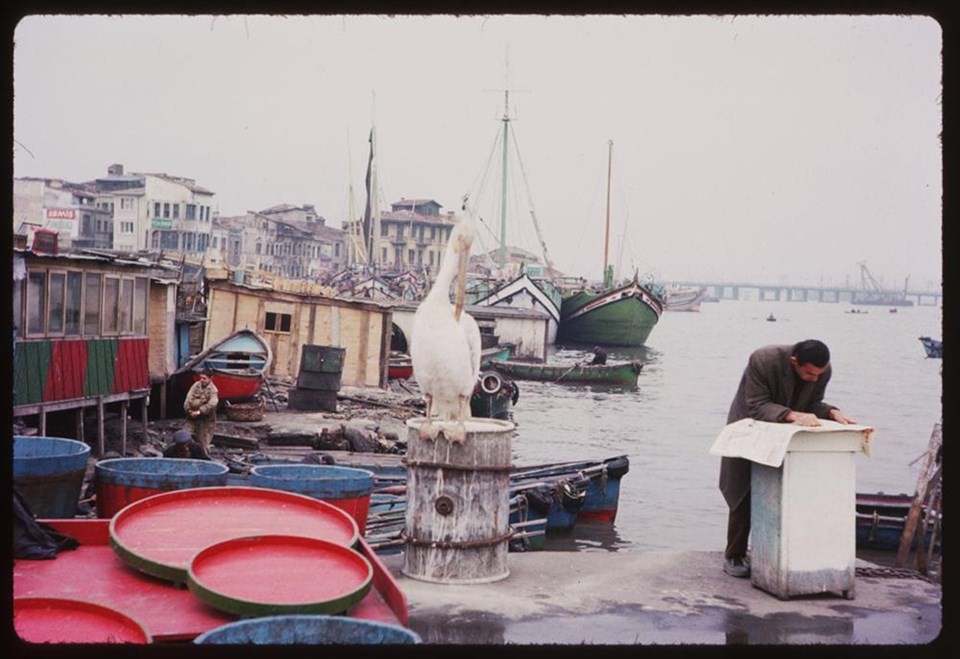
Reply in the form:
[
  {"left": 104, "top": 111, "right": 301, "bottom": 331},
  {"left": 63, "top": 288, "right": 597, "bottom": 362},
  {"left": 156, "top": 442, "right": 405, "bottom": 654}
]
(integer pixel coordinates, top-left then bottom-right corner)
[{"left": 454, "top": 237, "right": 469, "bottom": 320}]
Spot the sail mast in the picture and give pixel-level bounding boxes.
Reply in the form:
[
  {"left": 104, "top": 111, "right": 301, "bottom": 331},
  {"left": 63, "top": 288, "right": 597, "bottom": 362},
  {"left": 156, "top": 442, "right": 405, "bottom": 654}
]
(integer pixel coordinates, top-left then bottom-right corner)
[
  {"left": 498, "top": 88, "right": 510, "bottom": 269},
  {"left": 604, "top": 139, "right": 613, "bottom": 287}
]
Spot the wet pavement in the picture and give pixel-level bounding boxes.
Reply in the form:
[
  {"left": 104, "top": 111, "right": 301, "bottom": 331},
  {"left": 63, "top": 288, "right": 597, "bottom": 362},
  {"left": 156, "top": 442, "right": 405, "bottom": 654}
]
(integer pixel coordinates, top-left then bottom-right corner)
[{"left": 379, "top": 550, "right": 942, "bottom": 645}]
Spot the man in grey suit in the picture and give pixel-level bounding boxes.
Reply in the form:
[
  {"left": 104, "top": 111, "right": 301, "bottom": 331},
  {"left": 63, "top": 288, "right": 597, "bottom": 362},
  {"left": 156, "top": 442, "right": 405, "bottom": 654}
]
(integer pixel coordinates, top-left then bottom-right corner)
[{"left": 719, "top": 339, "right": 856, "bottom": 577}]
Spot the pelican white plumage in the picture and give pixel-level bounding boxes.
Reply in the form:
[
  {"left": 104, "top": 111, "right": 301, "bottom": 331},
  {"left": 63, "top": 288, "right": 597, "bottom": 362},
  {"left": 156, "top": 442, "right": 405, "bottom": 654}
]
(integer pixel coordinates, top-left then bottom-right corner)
[{"left": 410, "top": 213, "right": 481, "bottom": 442}]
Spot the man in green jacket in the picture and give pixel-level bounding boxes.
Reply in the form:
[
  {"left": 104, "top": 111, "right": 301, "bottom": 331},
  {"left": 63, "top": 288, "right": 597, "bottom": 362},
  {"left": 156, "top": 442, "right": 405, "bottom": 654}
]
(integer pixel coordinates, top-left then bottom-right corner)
[{"left": 719, "top": 339, "right": 856, "bottom": 578}]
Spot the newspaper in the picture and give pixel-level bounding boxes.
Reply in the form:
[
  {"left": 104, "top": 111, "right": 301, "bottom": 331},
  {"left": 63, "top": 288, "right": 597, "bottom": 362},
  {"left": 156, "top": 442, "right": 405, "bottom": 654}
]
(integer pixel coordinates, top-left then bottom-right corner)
[{"left": 708, "top": 418, "right": 873, "bottom": 468}]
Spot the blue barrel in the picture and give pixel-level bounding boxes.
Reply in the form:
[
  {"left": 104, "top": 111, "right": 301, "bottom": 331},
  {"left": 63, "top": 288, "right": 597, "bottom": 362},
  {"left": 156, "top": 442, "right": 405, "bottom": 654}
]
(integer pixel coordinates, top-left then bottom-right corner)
[
  {"left": 193, "top": 615, "right": 420, "bottom": 644},
  {"left": 13, "top": 436, "right": 91, "bottom": 519},
  {"left": 95, "top": 458, "right": 230, "bottom": 518},
  {"left": 249, "top": 465, "right": 375, "bottom": 533}
]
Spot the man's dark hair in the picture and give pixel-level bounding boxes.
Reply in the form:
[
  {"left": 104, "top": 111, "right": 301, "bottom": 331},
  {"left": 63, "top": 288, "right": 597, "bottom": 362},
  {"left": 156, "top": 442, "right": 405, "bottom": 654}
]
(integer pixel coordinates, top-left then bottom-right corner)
[{"left": 792, "top": 339, "right": 830, "bottom": 367}]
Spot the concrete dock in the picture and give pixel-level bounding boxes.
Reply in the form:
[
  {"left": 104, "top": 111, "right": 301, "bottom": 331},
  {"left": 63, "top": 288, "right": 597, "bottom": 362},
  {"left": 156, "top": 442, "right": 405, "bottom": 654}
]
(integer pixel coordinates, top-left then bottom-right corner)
[{"left": 380, "top": 550, "right": 942, "bottom": 645}]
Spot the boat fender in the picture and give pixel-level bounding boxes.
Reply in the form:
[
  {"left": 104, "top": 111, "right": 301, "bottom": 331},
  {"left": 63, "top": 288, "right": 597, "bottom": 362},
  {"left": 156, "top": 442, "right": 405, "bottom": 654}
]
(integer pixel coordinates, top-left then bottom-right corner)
[
  {"left": 478, "top": 371, "right": 503, "bottom": 395},
  {"left": 560, "top": 480, "right": 587, "bottom": 514},
  {"left": 524, "top": 486, "right": 553, "bottom": 516},
  {"left": 604, "top": 456, "right": 630, "bottom": 480}
]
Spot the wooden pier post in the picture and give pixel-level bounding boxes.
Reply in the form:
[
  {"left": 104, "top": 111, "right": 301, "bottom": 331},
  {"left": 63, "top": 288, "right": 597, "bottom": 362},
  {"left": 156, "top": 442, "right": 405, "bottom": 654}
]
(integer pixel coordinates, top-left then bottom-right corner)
[{"left": 403, "top": 418, "right": 515, "bottom": 584}]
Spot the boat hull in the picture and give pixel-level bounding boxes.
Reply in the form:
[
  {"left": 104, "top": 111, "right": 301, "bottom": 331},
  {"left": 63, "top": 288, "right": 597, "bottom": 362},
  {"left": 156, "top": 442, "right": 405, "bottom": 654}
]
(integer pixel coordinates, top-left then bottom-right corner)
[
  {"left": 177, "top": 370, "right": 263, "bottom": 402},
  {"left": 172, "top": 329, "right": 272, "bottom": 402},
  {"left": 558, "top": 281, "right": 662, "bottom": 347},
  {"left": 489, "top": 359, "right": 642, "bottom": 385},
  {"left": 918, "top": 337, "right": 943, "bottom": 359}
]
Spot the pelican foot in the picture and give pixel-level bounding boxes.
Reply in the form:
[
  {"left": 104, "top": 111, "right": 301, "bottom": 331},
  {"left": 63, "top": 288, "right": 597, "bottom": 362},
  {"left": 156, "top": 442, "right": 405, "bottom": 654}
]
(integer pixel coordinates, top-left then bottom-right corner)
[
  {"left": 441, "top": 422, "right": 468, "bottom": 444},
  {"left": 418, "top": 420, "right": 442, "bottom": 441}
]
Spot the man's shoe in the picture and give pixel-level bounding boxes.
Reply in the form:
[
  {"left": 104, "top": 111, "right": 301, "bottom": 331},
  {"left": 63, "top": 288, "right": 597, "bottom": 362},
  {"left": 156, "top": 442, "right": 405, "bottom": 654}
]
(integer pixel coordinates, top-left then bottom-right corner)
[{"left": 723, "top": 556, "right": 750, "bottom": 578}]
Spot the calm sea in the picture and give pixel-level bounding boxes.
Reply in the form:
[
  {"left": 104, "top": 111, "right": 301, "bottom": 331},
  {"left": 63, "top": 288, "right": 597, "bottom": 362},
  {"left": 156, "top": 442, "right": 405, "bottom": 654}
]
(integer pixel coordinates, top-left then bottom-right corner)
[{"left": 507, "top": 298, "right": 943, "bottom": 552}]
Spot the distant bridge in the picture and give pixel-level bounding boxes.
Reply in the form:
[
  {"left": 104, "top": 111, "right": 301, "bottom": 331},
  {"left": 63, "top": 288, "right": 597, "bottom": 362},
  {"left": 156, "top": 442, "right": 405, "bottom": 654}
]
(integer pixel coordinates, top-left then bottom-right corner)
[{"left": 669, "top": 281, "right": 942, "bottom": 306}]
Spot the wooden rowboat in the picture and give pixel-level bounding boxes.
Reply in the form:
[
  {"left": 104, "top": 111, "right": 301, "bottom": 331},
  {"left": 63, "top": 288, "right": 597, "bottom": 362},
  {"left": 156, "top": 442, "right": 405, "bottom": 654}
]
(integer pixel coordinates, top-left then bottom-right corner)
[
  {"left": 173, "top": 329, "right": 272, "bottom": 402},
  {"left": 488, "top": 359, "right": 642, "bottom": 385}
]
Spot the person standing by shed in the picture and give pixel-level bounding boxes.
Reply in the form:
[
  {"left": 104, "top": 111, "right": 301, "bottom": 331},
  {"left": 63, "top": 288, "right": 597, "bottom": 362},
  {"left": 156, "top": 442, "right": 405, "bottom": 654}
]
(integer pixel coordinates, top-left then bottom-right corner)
[{"left": 184, "top": 374, "right": 219, "bottom": 456}]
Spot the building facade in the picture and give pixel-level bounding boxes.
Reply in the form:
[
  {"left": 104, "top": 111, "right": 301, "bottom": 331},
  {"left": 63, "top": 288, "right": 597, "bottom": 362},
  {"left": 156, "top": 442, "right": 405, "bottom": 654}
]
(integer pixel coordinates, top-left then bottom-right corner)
[{"left": 344, "top": 198, "right": 457, "bottom": 274}]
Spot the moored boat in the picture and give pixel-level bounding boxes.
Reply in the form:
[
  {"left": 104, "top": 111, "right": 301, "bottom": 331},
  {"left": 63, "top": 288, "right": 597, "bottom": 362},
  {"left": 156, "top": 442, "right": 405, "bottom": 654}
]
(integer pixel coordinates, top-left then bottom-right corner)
[
  {"left": 558, "top": 276, "right": 664, "bottom": 347},
  {"left": 489, "top": 358, "right": 642, "bottom": 386},
  {"left": 664, "top": 286, "right": 705, "bottom": 312},
  {"left": 556, "top": 141, "right": 664, "bottom": 347},
  {"left": 172, "top": 329, "right": 272, "bottom": 402},
  {"left": 856, "top": 492, "right": 940, "bottom": 552},
  {"left": 387, "top": 351, "right": 413, "bottom": 379},
  {"left": 918, "top": 336, "right": 942, "bottom": 359},
  {"left": 470, "top": 370, "right": 518, "bottom": 420},
  {"left": 472, "top": 273, "right": 563, "bottom": 345}
]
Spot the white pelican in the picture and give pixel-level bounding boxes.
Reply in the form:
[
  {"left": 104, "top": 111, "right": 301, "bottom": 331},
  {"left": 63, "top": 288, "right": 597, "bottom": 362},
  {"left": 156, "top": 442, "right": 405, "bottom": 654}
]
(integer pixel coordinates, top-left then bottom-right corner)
[{"left": 410, "top": 214, "right": 482, "bottom": 442}]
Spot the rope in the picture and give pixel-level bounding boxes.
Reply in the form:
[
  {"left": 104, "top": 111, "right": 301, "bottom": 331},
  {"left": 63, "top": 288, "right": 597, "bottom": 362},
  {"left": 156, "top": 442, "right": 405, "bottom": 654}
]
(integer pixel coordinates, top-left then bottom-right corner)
[{"left": 855, "top": 566, "right": 938, "bottom": 584}]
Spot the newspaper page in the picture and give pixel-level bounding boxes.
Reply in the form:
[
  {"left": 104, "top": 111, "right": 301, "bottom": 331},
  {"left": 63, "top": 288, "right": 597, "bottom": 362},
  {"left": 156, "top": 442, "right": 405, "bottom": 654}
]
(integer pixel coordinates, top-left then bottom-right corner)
[{"left": 709, "top": 418, "right": 873, "bottom": 467}]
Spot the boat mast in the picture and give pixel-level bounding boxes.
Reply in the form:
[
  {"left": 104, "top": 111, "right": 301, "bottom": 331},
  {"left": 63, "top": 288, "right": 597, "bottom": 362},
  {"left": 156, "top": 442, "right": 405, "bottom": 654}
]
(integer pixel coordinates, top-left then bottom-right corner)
[
  {"left": 604, "top": 140, "right": 613, "bottom": 288},
  {"left": 498, "top": 88, "right": 510, "bottom": 269}
]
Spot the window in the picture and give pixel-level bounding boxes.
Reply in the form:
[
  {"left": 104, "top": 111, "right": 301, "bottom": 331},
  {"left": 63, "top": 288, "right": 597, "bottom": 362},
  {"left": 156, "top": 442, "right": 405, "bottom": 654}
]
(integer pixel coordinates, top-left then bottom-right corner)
[
  {"left": 334, "top": 243, "right": 341, "bottom": 257},
  {"left": 82, "top": 215, "right": 93, "bottom": 234},
  {"left": 160, "top": 231, "right": 178, "bottom": 249},
  {"left": 172, "top": 204, "right": 179, "bottom": 219},
  {"left": 48, "top": 272, "right": 66, "bottom": 334},
  {"left": 408, "top": 249, "right": 415, "bottom": 264},
  {"left": 119, "top": 278, "right": 134, "bottom": 333},
  {"left": 121, "top": 221, "right": 134, "bottom": 233},
  {"left": 26, "top": 271, "right": 46, "bottom": 335},
  {"left": 154, "top": 202, "right": 161, "bottom": 217},
  {"left": 65, "top": 272, "right": 82, "bottom": 335},
  {"left": 121, "top": 197, "right": 134, "bottom": 210},
  {"left": 429, "top": 251, "right": 435, "bottom": 266},
  {"left": 133, "top": 277, "right": 148, "bottom": 335},
  {"left": 83, "top": 273, "right": 101, "bottom": 335},
  {"left": 163, "top": 203, "right": 170, "bottom": 218},
  {"left": 381, "top": 224, "right": 388, "bottom": 237},
  {"left": 381, "top": 247, "right": 388, "bottom": 263},
  {"left": 264, "top": 312, "right": 292, "bottom": 333},
  {"left": 186, "top": 204, "right": 196, "bottom": 220},
  {"left": 103, "top": 277, "right": 120, "bottom": 333}
]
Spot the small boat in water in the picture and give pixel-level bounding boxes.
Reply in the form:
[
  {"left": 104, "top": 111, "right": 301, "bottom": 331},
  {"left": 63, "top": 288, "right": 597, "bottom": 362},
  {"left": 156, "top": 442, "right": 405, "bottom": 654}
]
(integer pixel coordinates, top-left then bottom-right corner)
[
  {"left": 918, "top": 336, "right": 943, "bottom": 359},
  {"left": 766, "top": 313, "right": 777, "bottom": 322},
  {"left": 488, "top": 358, "right": 642, "bottom": 386},
  {"left": 856, "top": 492, "right": 940, "bottom": 552},
  {"left": 470, "top": 370, "right": 519, "bottom": 420},
  {"left": 173, "top": 329, "right": 272, "bottom": 402}
]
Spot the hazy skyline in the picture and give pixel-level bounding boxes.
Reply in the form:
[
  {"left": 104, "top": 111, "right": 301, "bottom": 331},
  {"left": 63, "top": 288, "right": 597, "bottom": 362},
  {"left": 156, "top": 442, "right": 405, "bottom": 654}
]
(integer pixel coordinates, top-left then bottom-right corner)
[{"left": 13, "top": 14, "right": 942, "bottom": 290}]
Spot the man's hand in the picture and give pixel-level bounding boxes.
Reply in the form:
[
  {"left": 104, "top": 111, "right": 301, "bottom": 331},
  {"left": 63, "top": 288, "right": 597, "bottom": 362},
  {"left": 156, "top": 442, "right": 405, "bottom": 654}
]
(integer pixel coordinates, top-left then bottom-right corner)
[
  {"left": 785, "top": 411, "right": 821, "bottom": 426},
  {"left": 828, "top": 408, "right": 856, "bottom": 424}
]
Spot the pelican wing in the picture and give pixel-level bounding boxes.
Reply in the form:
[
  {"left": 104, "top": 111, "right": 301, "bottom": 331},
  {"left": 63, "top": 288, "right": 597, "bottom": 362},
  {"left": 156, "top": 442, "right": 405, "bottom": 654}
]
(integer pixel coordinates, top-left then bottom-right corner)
[{"left": 460, "top": 311, "right": 482, "bottom": 385}]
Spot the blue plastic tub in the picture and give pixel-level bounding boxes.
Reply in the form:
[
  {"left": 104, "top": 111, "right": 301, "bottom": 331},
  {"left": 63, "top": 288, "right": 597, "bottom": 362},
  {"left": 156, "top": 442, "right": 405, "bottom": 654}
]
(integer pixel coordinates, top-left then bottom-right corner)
[
  {"left": 249, "top": 464, "right": 375, "bottom": 533},
  {"left": 193, "top": 615, "right": 420, "bottom": 644},
  {"left": 13, "top": 436, "right": 91, "bottom": 518},
  {"left": 94, "top": 457, "right": 230, "bottom": 518}
]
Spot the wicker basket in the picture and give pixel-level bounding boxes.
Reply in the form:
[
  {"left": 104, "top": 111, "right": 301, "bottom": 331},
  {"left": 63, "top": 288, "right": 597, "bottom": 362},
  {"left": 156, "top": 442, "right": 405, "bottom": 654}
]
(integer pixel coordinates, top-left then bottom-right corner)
[{"left": 223, "top": 398, "right": 265, "bottom": 422}]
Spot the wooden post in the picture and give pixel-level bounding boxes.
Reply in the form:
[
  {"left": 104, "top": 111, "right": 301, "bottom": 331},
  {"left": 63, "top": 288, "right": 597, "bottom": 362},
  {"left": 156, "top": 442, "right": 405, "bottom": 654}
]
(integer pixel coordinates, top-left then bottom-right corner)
[
  {"left": 141, "top": 396, "right": 149, "bottom": 448},
  {"left": 96, "top": 398, "right": 105, "bottom": 457},
  {"left": 39, "top": 409, "right": 47, "bottom": 436},
  {"left": 895, "top": 423, "right": 942, "bottom": 567},
  {"left": 120, "top": 400, "right": 129, "bottom": 457},
  {"left": 403, "top": 418, "right": 515, "bottom": 584},
  {"left": 75, "top": 408, "right": 84, "bottom": 443}
]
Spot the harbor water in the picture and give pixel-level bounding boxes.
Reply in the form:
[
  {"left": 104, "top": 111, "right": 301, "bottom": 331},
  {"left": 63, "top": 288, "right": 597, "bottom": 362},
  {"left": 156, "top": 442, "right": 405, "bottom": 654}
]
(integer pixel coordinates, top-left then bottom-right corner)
[{"left": 506, "top": 299, "right": 943, "bottom": 553}]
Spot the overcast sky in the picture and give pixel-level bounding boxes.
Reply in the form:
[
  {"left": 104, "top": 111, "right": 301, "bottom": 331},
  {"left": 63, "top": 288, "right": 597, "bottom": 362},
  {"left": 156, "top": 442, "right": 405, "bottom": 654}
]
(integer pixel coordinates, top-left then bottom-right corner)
[{"left": 13, "top": 14, "right": 942, "bottom": 289}]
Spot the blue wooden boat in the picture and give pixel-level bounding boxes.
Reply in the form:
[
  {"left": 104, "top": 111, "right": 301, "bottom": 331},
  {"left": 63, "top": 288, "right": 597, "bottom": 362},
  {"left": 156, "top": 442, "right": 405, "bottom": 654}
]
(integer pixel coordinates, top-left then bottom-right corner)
[
  {"left": 856, "top": 492, "right": 939, "bottom": 551},
  {"left": 918, "top": 336, "right": 942, "bottom": 359}
]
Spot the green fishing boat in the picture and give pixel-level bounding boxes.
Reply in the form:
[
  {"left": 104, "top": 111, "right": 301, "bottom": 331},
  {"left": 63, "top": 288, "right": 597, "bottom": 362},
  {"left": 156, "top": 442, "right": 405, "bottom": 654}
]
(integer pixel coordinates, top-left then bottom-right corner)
[
  {"left": 488, "top": 358, "right": 642, "bottom": 385},
  {"left": 556, "top": 141, "right": 664, "bottom": 347},
  {"left": 557, "top": 275, "right": 663, "bottom": 347}
]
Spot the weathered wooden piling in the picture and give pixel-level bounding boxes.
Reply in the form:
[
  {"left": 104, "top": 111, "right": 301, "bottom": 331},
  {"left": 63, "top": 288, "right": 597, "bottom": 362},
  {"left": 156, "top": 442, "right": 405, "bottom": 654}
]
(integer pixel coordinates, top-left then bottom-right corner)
[{"left": 402, "top": 417, "right": 514, "bottom": 584}]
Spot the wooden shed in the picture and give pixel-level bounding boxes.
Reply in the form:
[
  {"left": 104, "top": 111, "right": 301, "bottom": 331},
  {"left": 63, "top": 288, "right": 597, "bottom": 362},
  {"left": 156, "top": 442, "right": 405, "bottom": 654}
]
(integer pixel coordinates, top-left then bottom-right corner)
[{"left": 203, "top": 278, "right": 392, "bottom": 388}]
